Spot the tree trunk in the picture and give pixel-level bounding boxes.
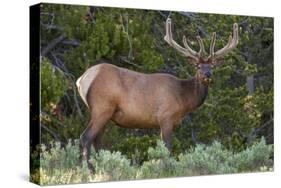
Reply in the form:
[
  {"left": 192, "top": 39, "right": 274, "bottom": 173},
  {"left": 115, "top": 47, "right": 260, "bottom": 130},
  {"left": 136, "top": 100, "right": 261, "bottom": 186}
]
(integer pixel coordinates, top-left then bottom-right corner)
[
  {"left": 246, "top": 60, "right": 254, "bottom": 95},
  {"left": 247, "top": 74, "right": 254, "bottom": 95}
]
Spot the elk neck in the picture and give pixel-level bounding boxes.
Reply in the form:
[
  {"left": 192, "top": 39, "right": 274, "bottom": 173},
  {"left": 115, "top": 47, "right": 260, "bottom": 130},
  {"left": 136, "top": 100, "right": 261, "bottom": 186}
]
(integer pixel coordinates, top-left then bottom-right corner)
[{"left": 180, "top": 75, "right": 209, "bottom": 111}]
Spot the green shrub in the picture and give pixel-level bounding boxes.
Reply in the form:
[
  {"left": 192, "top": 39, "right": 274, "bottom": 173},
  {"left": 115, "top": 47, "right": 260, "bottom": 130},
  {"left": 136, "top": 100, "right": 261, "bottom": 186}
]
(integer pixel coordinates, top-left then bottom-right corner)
[
  {"left": 41, "top": 58, "right": 68, "bottom": 112},
  {"left": 35, "top": 161, "right": 92, "bottom": 185},
  {"left": 113, "top": 135, "right": 159, "bottom": 165},
  {"left": 137, "top": 140, "right": 179, "bottom": 179},
  {"left": 40, "top": 4, "right": 273, "bottom": 161},
  {"left": 111, "top": 134, "right": 182, "bottom": 165},
  {"left": 229, "top": 137, "right": 273, "bottom": 172},
  {"left": 147, "top": 140, "right": 170, "bottom": 159},
  {"left": 31, "top": 140, "right": 93, "bottom": 185},
  {"left": 178, "top": 141, "right": 237, "bottom": 175},
  {"left": 40, "top": 140, "right": 80, "bottom": 171},
  {"left": 91, "top": 150, "right": 136, "bottom": 181},
  {"left": 177, "top": 137, "right": 273, "bottom": 176},
  {"left": 31, "top": 138, "right": 273, "bottom": 185}
]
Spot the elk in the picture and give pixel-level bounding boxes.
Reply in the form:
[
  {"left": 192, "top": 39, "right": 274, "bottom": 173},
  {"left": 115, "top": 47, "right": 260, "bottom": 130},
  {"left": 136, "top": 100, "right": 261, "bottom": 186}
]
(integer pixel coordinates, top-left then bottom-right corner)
[{"left": 76, "top": 18, "right": 238, "bottom": 170}]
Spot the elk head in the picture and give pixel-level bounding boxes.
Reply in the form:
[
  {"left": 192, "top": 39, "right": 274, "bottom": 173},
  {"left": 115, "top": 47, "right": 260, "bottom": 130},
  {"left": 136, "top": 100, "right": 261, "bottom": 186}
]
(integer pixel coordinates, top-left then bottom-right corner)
[{"left": 164, "top": 18, "right": 238, "bottom": 86}]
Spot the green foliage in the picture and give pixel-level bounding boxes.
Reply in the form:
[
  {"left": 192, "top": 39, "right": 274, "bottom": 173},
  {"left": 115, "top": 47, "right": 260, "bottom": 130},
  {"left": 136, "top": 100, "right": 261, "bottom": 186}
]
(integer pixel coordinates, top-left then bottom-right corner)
[
  {"left": 229, "top": 137, "right": 273, "bottom": 172},
  {"left": 91, "top": 150, "right": 136, "bottom": 181},
  {"left": 178, "top": 138, "right": 273, "bottom": 176},
  {"left": 147, "top": 140, "right": 170, "bottom": 159},
  {"left": 41, "top": 58, "right": 68, "bottom": 112},
  {"left": 40, "top": 113, "right": 88, "bottom": 146},
  {"left": 243, "top": 63, "right": 258, "bottom": 76},
  {"left": 31, "top": 139, "right": 273, "bottom": 185},
  {"left": 37, "top": 4, "right": 274, "bottom": 185},
  {"left": 31, "top": 140, "right": 92, "bottom": 185},
  {"left": 110, "top": 134, "right": 182, "bottom": 165},
  {"left": 52, "top": 7, "right": 165, "bottom": 78},
  {"left": 113, "top": 135, "right": 159, "bottom": 165},
  {"left": 178, "top": 141, "right": 237, "bottom": 175},
  {"left": 40, "top": 140, "right": 80, "bottom": 171},
  {"left": 40, "top": 4, "right": 273, "bottom": 150},
  {"left": 137, "top": 140, "right": 179, "bottom": 179}
]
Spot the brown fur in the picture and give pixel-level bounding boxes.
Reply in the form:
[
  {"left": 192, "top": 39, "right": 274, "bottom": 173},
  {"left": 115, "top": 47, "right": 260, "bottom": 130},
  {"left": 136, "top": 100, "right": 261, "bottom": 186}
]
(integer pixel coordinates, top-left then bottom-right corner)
[
  {"left": 86, "top": 63, "right": 208, "bottom": 129},
  {"left": 78, "top": 19, "right": 238, "bottom": 173},
  {"left": 78, "top": 62, "right": 210, "bottom": 172}
]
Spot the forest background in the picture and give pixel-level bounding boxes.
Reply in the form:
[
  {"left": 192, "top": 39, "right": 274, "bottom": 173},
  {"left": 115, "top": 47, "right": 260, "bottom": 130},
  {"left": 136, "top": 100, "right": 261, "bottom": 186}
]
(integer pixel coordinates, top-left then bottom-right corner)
[{"left": 33, "top": 3, "right": 274, "bottom": 184}]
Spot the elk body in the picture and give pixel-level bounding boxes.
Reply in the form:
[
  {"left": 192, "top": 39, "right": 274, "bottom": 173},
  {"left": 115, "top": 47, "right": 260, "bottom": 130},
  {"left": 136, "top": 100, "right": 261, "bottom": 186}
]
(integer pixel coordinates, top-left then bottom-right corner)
[{"left": 76, "top": 18, "right": 238, "bottom": 170}]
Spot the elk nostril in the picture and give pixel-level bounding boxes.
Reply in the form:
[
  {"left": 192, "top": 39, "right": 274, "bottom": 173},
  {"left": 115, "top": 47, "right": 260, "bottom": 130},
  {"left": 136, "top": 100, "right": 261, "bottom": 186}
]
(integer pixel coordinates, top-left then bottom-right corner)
[{"left": 205, "top": 72, "right": 211, "bottom": 78}]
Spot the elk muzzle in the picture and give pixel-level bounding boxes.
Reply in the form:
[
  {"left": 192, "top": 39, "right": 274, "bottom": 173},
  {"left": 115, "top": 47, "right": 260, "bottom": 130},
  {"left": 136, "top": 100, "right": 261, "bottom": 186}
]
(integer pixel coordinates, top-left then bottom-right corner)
[{"left": 202, "top": 71, "right": 212, "bottom": 85}]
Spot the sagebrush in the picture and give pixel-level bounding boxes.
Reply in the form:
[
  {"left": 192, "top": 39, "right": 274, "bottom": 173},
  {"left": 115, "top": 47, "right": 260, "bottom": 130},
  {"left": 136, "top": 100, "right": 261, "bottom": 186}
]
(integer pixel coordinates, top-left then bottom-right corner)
[{"left": 31, "top": 138, "right": 273, "bottom": 185}]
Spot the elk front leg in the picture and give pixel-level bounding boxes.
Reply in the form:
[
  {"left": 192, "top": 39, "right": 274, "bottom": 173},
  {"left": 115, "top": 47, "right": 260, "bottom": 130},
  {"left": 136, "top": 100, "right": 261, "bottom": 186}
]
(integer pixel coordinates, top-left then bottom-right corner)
[{"left": 159, "top": 122, "right": 174, "bottom": 152}]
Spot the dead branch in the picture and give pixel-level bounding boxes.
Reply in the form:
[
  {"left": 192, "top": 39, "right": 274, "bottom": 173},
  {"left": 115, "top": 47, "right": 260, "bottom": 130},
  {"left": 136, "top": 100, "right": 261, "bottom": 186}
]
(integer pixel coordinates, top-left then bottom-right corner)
[
  {"left": 120, "top": 14, "right": 133, "bottom": 60},
  {"left": 41, "top": 123, "right": 61, "bottom": 142},
  {"left": 50, "top": 52, "right": 83, "bottom": 117},
  {"left": 41, "top": 34, "right": 67, "bottom": 57},
  {"left": 178, "top": 12, "right": 199, "bottom": 20},
  {"left": 41, "top": 111, "right": 67, "bottom": 128},
  {"left": 119, "top": 56, "right": 143, "bottom": 69},
  {"left": 61, "top": 39, "right": 81, "bottom": 47}
]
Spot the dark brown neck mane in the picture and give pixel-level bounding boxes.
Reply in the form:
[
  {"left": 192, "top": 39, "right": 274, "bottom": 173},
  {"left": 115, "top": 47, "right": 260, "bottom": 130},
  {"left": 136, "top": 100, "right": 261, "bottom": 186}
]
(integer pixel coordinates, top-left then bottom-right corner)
[{"left": 180, "top": 76, "right": 209, "bottom": 112}]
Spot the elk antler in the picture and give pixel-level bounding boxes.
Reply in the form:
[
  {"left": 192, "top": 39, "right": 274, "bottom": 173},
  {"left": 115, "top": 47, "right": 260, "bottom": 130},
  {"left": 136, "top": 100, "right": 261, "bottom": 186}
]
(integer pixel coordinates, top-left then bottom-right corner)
[
  {"left": 164, "top": 18, "right": 203, "bottom": 63},
  {"left": 209, "top": 23, "right": 239, "bottom": 63}
]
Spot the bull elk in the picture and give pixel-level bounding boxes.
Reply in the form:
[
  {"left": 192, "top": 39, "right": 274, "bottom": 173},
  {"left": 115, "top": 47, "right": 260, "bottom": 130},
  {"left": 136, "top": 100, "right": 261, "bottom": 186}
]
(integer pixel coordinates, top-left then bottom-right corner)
[{"left": 76, "top": 18, "right": 239, "bottom": 170}]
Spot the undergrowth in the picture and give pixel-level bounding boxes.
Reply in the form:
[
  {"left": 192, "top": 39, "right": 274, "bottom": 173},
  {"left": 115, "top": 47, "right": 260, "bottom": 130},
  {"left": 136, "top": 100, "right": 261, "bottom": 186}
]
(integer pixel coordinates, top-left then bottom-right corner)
[{"left": 31, "top": 138, "right": 273, "bottom": 185}]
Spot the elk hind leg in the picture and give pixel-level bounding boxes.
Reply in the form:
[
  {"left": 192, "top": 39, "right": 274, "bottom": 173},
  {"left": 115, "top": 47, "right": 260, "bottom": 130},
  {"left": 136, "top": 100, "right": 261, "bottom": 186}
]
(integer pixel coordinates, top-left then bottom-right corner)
[
  {"left": 80, "top": 120, "right": 96, "bottom": 172},
  {"left": 80, "top": 108, "right": 114, "bottom": 172},
  {"left": 93, "top": 131, "right": 104, "bottom": 153}
]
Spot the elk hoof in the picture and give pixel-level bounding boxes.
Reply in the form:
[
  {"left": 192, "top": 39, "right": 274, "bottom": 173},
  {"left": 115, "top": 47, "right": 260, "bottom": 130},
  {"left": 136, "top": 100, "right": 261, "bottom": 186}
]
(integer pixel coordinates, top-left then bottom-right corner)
[{"left": 87, "top": 161, "right": 95, "bottom": 174}]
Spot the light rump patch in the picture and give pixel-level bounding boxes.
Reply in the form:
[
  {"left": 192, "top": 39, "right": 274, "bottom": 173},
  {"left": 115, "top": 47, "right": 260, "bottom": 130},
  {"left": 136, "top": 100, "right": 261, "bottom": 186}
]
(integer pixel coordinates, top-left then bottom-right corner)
[{"left": 76, "top": 66, "right": 101, "bottom": 107}]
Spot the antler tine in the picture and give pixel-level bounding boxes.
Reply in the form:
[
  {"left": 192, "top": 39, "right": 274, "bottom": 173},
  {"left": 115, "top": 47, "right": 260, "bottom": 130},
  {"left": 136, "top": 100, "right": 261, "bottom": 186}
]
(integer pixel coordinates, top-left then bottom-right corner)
[
  {"left": 213, "top": 23, "right": 239, "bottom": 59},
  {"left": 209, "top": 32, "right": 216, "bottom": 58},
  {"left": 196, "top": 36, "right": 206, "bottom": 57},
  {"left": 164, "top": 18, "right": 199, "bottom": 61},
  {"left": 183, "top": 35, "right": 198, "bottom": 58}
]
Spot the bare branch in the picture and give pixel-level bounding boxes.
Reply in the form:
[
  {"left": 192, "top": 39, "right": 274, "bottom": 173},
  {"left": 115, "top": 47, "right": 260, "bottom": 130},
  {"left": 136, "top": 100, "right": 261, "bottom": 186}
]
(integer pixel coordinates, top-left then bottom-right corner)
[
  {"left": 120, "top": 56, "right": 143, "bottom": 69},
  {"left": 41, "top": 34, "right": 67, "bottom": 57},
  {"left": 120, "top": 13, "right": 133, "bottom": 60},
  {"left": 41, "top": 123, "right": 61, "bottom": 142},
  {"left": 50, "top": 52, "right": 83, "bottom": 117},
  {"left": 61, "top": 39, "right": 80, "bottom": 47},
  {"left": 41, "top": 111, "right": 67, "bottom": 128}
]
